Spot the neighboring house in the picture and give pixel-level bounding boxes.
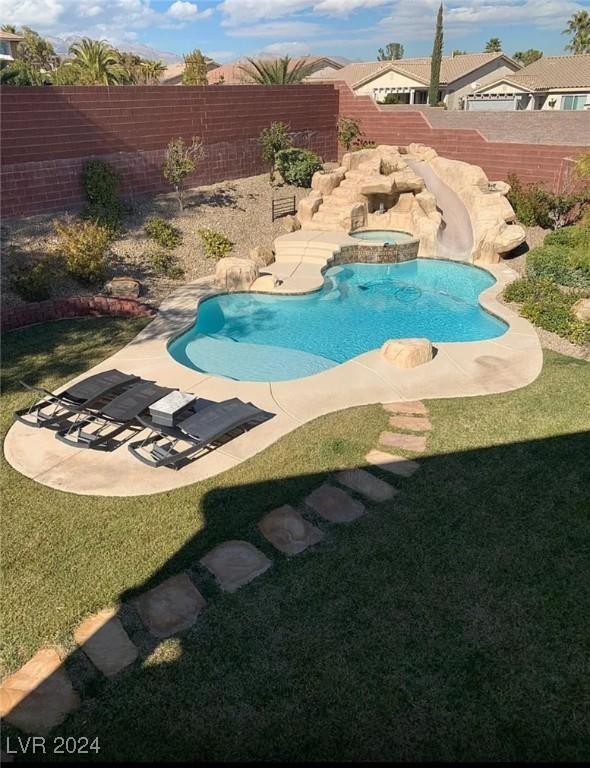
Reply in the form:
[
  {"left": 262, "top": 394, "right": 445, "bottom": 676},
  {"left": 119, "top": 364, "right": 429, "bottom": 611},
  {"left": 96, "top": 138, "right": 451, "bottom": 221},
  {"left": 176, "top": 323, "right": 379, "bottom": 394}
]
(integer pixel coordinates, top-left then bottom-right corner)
[
  {"left": 0, "top": 29, "right": 23, "bottom": 62},
  {"left": 206, "top": 56, "right": 345, "bottom": 85},
  {"left": 310, "top": 52, "right": 521, "bottom": 110},
  {"left": 161, "top": 57, "right": 220, "bottom": 84},
  {"left": 466, "top": 54, "right": 590, "bottom": 111}
]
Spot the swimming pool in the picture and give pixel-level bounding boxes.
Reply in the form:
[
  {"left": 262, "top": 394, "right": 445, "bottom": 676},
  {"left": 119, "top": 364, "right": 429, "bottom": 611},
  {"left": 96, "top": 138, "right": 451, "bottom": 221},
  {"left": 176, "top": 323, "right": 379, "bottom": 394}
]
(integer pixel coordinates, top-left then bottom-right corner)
[
  {"left": 169, "top": 260, "right": 507, "bottom": 382},
  {"left": 350, "top": 229, "right": 414, "bottom": 244}
]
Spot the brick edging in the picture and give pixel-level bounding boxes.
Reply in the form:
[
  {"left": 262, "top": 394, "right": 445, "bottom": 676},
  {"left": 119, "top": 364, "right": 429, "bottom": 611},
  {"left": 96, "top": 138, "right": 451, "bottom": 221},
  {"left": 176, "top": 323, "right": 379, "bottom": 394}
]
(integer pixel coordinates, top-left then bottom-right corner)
[{"left": 1, "top": 295, "right": 155, "bottom": 333}]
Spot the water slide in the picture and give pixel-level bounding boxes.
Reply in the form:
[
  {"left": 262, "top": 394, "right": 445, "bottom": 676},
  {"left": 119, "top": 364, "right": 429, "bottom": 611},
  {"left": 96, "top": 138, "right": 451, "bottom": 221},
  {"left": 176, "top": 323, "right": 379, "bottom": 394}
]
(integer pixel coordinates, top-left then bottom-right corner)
[{"left": 405, "top": 157, "right": 474, "bottom": 261}]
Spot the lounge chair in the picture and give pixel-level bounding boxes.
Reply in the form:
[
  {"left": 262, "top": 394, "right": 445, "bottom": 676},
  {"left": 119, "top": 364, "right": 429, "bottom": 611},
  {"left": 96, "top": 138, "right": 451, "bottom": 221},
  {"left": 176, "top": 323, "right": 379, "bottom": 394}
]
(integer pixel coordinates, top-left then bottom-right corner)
[
  {"left": 56, "top": 381, "right": 173, "bottom": 450},
  {"left": 128, "top": 397, "right": 273, "bottom": 469},
  {"left": 14, "top": 369, "right": 139, "bottom": 430}
]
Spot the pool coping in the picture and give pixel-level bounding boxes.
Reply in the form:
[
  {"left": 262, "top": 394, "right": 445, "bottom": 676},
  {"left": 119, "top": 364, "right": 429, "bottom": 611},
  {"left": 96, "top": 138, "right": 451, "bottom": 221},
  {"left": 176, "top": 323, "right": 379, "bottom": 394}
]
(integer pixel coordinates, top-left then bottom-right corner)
[{"left": 4, "top": 259, "right": 543, "bottom": 497}]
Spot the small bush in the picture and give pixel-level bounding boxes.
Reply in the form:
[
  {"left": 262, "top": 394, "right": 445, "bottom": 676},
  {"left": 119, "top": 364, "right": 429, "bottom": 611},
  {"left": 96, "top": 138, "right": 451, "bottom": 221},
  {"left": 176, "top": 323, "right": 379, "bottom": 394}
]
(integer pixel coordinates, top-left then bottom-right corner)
[
  {"left": 507, "top": 173, "right": 588, "bottom": 229},
  {"left": 352, "top": 138, "right": 377, "bottom": 151},
  {"left": 337, "top": 116, "right": 361, "bottom": 151},
  {"left": 544, "top": 223, "right": 590, "bottom": 250},
  {"left": 527, "top": 244, "right": 590, "bottom": 290},
  {"left": 197, "top": 228, "right": 233, "bottom": 259},
  {"left": 504, "top": 277, "right": 590, "bottom": 344},
  {"left": 147, "top": 249, "right": 185, "bottom": 279},
  {"left": 52, "top": 218, "right": 111, "bottom": 285},
  {"left": 81, "top": 160, "right": 129, "bottom": 233},
  {"left": 144, "top": 217, "right": 182, "bottom": 249},
  {"left": 259, "top": 122, "right": 292, "bottom": 183},
  {"left": 275, "top": 148, "right": 322, "bottom": 188},
  {"left": 11, "top": 256, "right": 56, "bottom": 302}
]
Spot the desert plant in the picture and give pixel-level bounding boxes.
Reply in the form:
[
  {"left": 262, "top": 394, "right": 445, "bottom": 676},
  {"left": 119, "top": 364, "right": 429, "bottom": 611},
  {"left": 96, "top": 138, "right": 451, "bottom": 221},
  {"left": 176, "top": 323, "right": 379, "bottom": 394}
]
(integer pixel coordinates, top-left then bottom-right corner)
[
  {"left": 507, "top": 174, "right": 588, "bottom": 229},
  {"left": 52, "top": 218, "right": 111, "bottom": 285},
  {"left": 10, "top": 255, "right": 57, "bottom": 302},
  {"left": 527, "top": 244, "right": 590, "bottom": 289},
  {"left": 275, "top": 148, "right": 322, "bottom": 187},
  {"left": 197, "top": 228, "right": 233, "bottom": 259},
  {"left": 144, "top": 217, "right": 182, "bottom": 249},
  {"left": 337, "top": 116, "right": 361, "bottom": 151},
  {"left": 67, "top": 38, "right": 126, "bottom": 85},
  {"left": 182, "top": 49, "right": 208, "bottom": 85},
  {"left": 259, "top": 122, "right": 292, "bottom": 183},
  {"left": 147, "top": 249, "right": 185, "bottom": 279},
  {"left": 162, "top": 136, "right": 205, "bottom": 211},
  {"left": 239, "top": 56, "right": 316, "bottom": 85},
  {"left": 81, "top": 159, "right": 129, "bottom": 233}
]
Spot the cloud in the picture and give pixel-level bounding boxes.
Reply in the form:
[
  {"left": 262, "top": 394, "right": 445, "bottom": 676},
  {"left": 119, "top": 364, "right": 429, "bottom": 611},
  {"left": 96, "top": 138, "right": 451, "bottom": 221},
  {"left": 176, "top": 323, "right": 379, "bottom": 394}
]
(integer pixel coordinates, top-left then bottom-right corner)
[
  {"left": 225, "top": 21, "right": 322, "bottom": 38},
  {"left": 219, "top": 0, "right": 390, "bottom": 26},
  {"left": 167, "top": 1, "right": 212, "bottom": 22},
  {"left": 261, "top": 41, "right": 313, "bottom": 56},
  {"left": 207, "top": 49, "right": 238, "bottom": 62}
]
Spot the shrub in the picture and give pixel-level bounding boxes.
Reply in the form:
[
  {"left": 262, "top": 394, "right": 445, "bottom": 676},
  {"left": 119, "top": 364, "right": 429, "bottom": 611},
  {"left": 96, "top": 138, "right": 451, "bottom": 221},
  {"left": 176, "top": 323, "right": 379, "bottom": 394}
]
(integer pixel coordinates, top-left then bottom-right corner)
[
  {"left": 259, "top": 122, "right": 292, "bottom": 183},
  {"left": 162, "top": 136, "right": 205, "bottom": 211},
  {"left": 148, "top": 249, "right": 185, "bottom": 279},
  {"left": 275, "top": 148, "right": 322, "bottom": 187},
  {"left": 197, "top": 228, "right": 233, "bottom": 259},
  {"left": 352, "top": 138, "right": 377, "bottom": 151},
  {"left": 81, "top": 160, "right": 129, "bottom": 233},
  {"left": 544, "top": 223, "right": 590, "bottom": 250},
  {"left": 11, "top": 256, "right": 56, "bottom": 302},
  {"left": 52, "top": 218, "right": 111, "bottom": 285},
  {"left": 507, "top": 173, "right": 588, "bottom": 229},
  {"left": 337, "top": 116, "right": 361, "bottom": 151},
  {"left": 144, "top": 217, "right": 182, "bottom": 249},
  {"left": 527, "top": 244, "right": 590, "bottom": 290},
  {"left": 504, "top": 277, "right": 590, "bottom": 344}
]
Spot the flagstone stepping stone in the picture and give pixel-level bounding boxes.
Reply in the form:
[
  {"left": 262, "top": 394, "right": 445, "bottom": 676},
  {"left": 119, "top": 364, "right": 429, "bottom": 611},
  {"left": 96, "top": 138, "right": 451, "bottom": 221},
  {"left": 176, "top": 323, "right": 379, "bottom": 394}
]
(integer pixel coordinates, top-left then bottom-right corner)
[
  {"left": 134, "top": 573, "right": 206, "bottom": 638},
  {"left": 200, "top": 541, "right": 272, "bottom": 593},
  {"left": 305, "top": 484, "right": 365, "bottom": 523},
  {"left": 73, "top": 608, "right": 138, "bottom": 678},
  {"left": 383, "top": 400, "right": 428, "bottom": 415},
  {"left": 259, "top": 505, "right": 323, "bottom": 555},
  {"left": 379, "top": 431, "right": 428, "bottom": 452},
  {"left": 365, "top": 449, "right": 421, "bottom": 477},
  {"left": 389, "top": 415, "right": 432, "bottom": 432},
  {"left": 336, "top": 468, "right": 397, "bottom": 503},
  {"left": 0, "top": 648, "right": 80, "bottom": 735}
]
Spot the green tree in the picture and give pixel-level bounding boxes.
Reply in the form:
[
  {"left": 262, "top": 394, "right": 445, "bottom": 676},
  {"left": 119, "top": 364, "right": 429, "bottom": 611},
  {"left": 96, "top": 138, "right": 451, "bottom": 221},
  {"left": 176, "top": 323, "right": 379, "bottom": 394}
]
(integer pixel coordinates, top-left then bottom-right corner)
[
  {"left": 0, "top": 59, "right": 47, "bottom": 85},
  {"left": 162, "top": 136, "right": 205, "bottom": 211},
  {"left": 513, "top": 49, "right": 543, "bottom": 67},
  {"left": 16, "top": 26, "right": 57, "bottom": 69},
  {"left": 428, "top": 4, "right": 443, "bottom": 107},
  {"left": 451, "top": 49, "right": 466, "bottom": 56},
  {"left": 141, "top": 59, "right": 166, "bottom": 84},
  {"left": 68, "top": 38, "right": 126, "bottom": 85},
  {"left": 337, "top": 116, "right": 361, "bottom": 150},
  {"left": 182, "top": 49, "right": 208, "bottom": 85},
  {"left": 563, "top": 10, "right": 590, "bottom": 54},
  {"left": 259, "top": 122, "right": 292, "bottom": 183},
  {"left": 484, "top": 37, "right": 502, "bottom": 52},
  {"left": 115, "top": 51, "right": 144, "bottom": 83},
  {"left": 377, "top": 42, "right": 404, "bottom": 60},
  {"left": 240, "top": 56, "right": 316, "bottom": 84}
]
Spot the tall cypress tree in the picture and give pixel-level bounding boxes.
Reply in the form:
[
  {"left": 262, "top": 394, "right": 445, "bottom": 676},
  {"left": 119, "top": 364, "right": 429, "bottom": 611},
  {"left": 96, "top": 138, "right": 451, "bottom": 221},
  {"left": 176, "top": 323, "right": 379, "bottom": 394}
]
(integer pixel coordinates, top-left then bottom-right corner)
[{"left": 428, "top": 4, "right": 443, "bottom": 106}]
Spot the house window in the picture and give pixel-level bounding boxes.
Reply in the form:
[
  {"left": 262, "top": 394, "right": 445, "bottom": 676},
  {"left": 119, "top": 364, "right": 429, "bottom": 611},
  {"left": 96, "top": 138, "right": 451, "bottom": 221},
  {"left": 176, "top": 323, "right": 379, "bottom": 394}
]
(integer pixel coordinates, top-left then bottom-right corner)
[
  {"left": 562, "top": 94, "right": 589, "bottom": 110},
  {"left": 0, "top": 41, "right": 11, "bottom": 56}
]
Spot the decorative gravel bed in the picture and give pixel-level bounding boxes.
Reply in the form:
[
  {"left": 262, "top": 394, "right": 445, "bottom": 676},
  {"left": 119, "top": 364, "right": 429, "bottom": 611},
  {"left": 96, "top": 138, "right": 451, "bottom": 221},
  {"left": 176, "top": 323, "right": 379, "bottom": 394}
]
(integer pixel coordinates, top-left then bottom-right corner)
[{"left": 1, "top": 174, "right": 307, "bottom": 309}]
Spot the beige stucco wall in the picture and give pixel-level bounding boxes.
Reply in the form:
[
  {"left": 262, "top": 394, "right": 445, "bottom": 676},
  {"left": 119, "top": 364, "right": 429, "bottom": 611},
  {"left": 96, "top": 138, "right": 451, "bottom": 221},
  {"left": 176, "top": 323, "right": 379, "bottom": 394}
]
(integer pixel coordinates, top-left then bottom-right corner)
[
  {"left": 356, "top": 69, "right": 426, "bottom": 97},
  {"left": 445, "top": 60, "right": 521, "bottom": 109}
]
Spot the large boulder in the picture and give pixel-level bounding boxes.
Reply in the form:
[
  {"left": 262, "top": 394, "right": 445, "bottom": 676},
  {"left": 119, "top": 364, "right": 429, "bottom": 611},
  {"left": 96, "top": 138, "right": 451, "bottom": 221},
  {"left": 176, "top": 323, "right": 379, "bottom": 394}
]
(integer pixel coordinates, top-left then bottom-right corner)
[
  {"left": 106, "top": 276, "right": 141, "bottom": 298},
  {"left": 215, "top": 257, "right": 259, "bottom": 291},
  {"left": 282, "top": 214, "right": 300, "bottom": 233},
  {"left": 381, "top": 338, "right": 433, "bottom": 368},
  {"left": 297, "top": 191, "right": 323, "bottom": 223},
  {"left": 249, "top": 245, "right": 274, "bottom": 267},
  {"left": 572, "top": 298, "right": 590, "bottom": 322},
  {"left": 311, "top": 168, "right": 345, "bottom": 195}
]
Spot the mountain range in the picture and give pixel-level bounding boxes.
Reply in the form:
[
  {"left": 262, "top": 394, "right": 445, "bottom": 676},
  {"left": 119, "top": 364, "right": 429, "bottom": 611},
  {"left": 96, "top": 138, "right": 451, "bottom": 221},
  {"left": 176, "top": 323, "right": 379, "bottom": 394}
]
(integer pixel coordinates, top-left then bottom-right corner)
[{"left": 46, "top": 35, "right": 181, "bottom": 64}]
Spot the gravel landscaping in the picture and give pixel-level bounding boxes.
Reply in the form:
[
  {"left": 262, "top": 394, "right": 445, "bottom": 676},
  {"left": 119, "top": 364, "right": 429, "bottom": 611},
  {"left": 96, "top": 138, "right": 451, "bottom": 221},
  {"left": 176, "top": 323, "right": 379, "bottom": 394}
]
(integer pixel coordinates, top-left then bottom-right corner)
[{"left": 1, "top": 174, "right": 307, "bottom": 309}]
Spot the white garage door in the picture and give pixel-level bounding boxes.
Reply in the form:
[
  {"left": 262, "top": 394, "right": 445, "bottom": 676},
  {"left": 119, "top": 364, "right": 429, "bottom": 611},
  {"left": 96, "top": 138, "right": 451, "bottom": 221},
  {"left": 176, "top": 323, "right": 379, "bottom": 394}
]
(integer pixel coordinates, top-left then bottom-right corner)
[{"left": 466, "top": 97, "right": 516, "bottom": 111}]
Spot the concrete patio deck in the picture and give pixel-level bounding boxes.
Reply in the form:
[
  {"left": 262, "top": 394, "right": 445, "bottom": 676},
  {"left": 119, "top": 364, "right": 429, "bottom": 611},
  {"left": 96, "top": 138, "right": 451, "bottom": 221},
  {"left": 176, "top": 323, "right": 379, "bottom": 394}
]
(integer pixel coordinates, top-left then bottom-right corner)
[{"left": 4, "top": 261, "right": 542, "bottom": 497}]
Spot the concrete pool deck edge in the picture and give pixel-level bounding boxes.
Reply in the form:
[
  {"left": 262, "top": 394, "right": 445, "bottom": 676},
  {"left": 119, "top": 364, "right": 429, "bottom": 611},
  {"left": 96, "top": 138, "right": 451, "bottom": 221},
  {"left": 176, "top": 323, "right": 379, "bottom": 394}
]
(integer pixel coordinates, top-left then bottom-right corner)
[{"left": 4, "top": 259, "right": 543, "bottom": 497}]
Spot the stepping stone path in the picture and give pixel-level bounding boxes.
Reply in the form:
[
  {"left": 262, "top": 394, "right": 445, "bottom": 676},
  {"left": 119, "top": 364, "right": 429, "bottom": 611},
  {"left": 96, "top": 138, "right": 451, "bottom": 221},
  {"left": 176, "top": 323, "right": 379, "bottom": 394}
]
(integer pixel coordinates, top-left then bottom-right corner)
[
  {"left": 305, "top": 484, "right": 365, "bottom": 523},
  {"left": 259, "top": 505, "right": 323, "bottom": 555},
  {"left": 382, "top": 400, "right": 428, "bottom": 415},
  {"left": 365, "top": 449, "right": 421, "bottom": 477},
  {"left": 0, "top": 648, "right": 80, "bottom": 735},
  {"left": 134, "top": 573, "right": 206, "bottom": 638},
  {"left": 74, "top": 608, "right": 138, "bottom": 678},
  {"left": 379, "top": 431, "right": 428, "bottom": 453},
  {"left": 201, "top": 541, "right": 272, "bottom": 593},
  {"left": 389, "top": 415, "right": 432, "bottom": 432},
  {"left": 336, "top": 468, "right": 397, "bottom": 503}
]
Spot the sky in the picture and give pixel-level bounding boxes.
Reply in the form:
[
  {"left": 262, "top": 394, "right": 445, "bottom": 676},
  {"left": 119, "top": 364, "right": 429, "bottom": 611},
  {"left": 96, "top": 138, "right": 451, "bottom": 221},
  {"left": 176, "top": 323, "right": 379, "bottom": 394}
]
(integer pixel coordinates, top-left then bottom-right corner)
[{"left": 1, "top": 0, "right": 589, "bottom": 62}]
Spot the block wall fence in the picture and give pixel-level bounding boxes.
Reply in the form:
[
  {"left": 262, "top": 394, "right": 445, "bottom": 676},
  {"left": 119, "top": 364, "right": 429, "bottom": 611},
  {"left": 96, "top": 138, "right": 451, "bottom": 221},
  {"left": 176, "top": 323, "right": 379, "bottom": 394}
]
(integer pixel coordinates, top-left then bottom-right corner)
[{"left": 1, "top": 82, "right": 587, "bottom": 219}]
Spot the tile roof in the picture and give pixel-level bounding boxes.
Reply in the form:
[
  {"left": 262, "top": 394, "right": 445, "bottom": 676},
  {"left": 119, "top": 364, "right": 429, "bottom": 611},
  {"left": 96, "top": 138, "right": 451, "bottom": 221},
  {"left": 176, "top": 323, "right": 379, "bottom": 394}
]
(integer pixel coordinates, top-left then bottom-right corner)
[
  {"left": 313, "top": 52, "right": 518, "bottom": 88},
  {"left": 507, "top": 54, "right": 590, "bottom": 91},
  {"left": 0, "top": 30, "right": 24, "bottom": 42},
  {"left": 161, "top": 58, "right": 220, "bottom": 83}
]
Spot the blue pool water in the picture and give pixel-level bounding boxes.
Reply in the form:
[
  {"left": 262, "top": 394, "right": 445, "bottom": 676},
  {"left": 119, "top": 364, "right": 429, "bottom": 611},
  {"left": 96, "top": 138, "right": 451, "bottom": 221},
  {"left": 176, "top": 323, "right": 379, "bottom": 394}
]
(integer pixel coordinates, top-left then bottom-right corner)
[
  {"left": 350, "top": 229, "right": 413, "bottom": 244},
  {"left": 169, "top": 260, "right": 507, "bottom": 382}
]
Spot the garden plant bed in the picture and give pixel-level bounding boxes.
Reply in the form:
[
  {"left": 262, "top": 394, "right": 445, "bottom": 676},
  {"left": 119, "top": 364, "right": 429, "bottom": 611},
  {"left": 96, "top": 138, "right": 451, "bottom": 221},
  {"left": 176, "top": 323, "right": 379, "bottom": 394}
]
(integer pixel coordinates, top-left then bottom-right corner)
[
  {"left": 1, "top": 317, "right": 589, "bottom": 761},
  {"left": 1, "top": 174, "right": 307, "bottom": 310}
]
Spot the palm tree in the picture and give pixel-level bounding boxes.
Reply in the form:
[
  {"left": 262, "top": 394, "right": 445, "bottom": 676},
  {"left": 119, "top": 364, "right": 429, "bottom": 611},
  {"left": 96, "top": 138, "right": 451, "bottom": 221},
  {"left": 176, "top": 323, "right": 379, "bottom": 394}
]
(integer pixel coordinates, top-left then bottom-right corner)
[
  {"left": 484, "top": 38, "right": 502, "bottom": 53},
  {"left": 563, "top": 10, "right": 590, "bottom": 54},
  {"left": 239, "top": 56, "right": 316, "bottom": 85},
  {"left": 67, "top": 38, "right": 125, "bottom": 85},
  {"left": 141, "top": 59, "right": 166, "bottom": 84}
]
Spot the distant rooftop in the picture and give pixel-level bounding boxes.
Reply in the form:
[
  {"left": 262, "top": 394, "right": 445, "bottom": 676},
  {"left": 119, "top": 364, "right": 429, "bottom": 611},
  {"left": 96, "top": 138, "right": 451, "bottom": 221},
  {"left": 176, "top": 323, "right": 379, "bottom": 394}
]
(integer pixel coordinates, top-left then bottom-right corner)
[{"left": 503, "top": 54, "right": 590, "bottom": 91}]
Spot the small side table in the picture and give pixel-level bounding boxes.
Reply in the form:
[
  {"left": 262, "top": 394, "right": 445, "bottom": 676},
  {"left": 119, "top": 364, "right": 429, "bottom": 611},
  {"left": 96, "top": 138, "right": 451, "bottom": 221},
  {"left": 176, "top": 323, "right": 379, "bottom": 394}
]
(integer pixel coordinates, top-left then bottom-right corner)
[{"left": 149, "top": 391, "right": 196, "bottom": 427}]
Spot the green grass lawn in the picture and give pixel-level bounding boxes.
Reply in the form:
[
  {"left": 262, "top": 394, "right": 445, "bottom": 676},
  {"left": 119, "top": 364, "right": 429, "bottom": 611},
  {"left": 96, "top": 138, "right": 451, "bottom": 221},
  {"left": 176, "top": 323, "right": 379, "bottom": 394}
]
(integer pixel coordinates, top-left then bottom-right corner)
[{"left": 2, "top": 318, "right": 590, "bottom": 761}]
